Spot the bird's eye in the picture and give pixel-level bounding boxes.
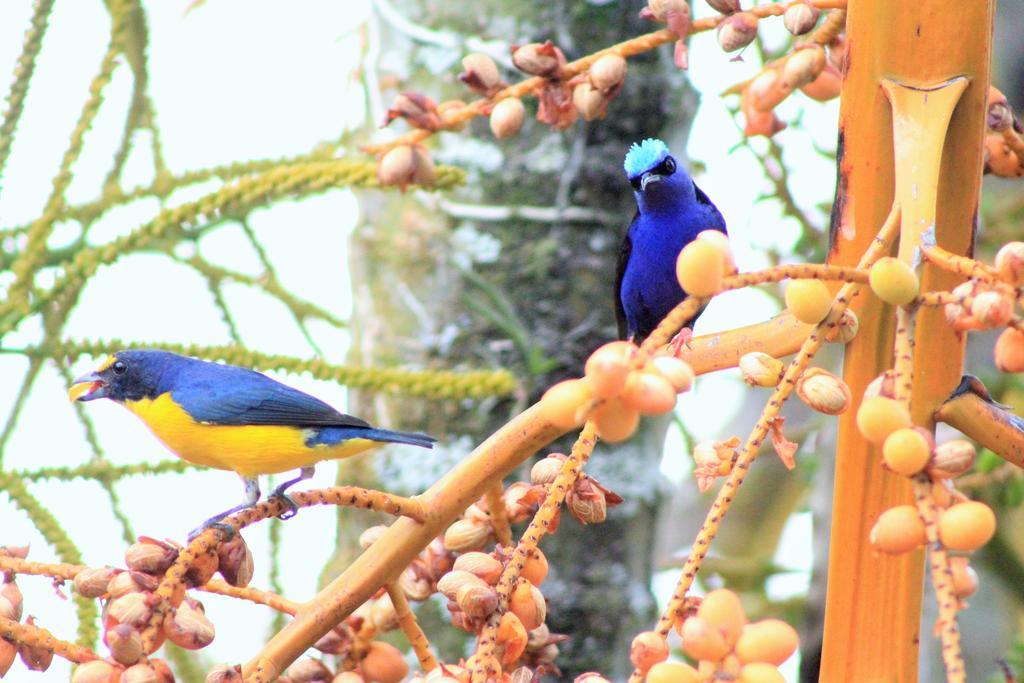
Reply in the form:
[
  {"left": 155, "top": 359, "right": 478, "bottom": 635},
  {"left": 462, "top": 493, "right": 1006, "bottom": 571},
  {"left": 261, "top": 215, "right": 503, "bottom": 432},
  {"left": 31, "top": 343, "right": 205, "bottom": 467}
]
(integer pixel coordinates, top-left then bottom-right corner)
[
  {"left": 661, "top": 157, "right": 676, "bottom": 175},
  {"left": 630, "top": 176, "right": 643, "bottom": 190},
  {"left": 112, "top": 361, "right": 127, "bottom": 376}
]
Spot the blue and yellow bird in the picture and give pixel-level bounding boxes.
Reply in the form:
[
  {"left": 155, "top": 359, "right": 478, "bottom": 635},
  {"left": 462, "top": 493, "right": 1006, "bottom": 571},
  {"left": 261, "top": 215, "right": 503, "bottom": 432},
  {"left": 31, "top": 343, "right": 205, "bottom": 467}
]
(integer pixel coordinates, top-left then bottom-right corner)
[
  {"left": 69, "top": 349, "right": 435, "bottom": 534},
  {"left": 617, "top": 138, "right": 727, "bottom": 344}
]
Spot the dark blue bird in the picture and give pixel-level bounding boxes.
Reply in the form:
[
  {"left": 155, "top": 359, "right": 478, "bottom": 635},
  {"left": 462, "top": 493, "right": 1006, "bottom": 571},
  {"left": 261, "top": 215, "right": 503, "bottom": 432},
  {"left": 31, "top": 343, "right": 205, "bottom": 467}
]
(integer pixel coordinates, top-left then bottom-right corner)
[{"left": 616, "top": 138, "right": 727, "bottom": 344}]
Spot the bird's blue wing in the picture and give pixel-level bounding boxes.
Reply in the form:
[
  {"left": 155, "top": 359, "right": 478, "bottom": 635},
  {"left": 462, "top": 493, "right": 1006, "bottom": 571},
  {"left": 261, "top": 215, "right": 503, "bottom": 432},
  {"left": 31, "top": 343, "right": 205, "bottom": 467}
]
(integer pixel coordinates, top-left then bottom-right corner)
[
  {"left": 614, "top": 215, "right": 636, "bottom": 340},
  {"left": 693, "top": 180, "right": 727, "bottom": 234},
  {"left": 170, "top": 364, "right": 370, "bottom": 428}
]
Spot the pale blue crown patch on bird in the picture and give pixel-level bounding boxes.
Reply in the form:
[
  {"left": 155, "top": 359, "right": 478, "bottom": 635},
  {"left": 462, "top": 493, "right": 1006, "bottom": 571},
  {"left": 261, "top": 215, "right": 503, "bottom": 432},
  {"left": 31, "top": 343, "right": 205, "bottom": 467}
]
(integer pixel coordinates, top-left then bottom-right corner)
[{"left": 623, "top": 138, "right": 670, "bottom": 178}]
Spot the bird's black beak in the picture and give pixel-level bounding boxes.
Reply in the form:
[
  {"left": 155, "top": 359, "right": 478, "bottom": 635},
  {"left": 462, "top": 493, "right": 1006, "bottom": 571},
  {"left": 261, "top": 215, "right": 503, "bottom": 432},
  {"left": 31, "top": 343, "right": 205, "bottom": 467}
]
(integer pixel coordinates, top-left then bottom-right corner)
[
  {"left": 640, "top": 172, "right": 663, "bottom": 192},
  {"left": 68, "top": 372, "right": 108, "bottom": 402}
]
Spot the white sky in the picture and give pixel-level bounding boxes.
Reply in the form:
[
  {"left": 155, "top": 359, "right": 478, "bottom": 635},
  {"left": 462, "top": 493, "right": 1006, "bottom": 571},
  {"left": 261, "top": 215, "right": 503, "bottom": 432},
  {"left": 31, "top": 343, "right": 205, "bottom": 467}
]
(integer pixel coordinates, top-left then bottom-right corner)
[{"left": 0, "top": 1, "right": 839, "bottom": 680}]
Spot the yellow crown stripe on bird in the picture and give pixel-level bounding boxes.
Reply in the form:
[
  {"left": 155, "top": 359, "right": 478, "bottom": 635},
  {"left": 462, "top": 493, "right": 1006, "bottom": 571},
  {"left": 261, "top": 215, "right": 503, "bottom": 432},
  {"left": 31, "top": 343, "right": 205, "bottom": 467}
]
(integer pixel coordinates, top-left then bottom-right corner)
[{"left": 69, "top": 349, "right": 437, "bottom": 537}]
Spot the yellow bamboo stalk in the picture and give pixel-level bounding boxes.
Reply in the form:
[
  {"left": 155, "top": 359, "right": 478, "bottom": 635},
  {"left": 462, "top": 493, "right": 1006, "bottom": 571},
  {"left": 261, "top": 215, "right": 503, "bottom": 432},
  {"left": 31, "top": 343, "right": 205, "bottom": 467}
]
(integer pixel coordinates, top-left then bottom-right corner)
[{"left": 820, "top": 0, "right": 992, "bottom": 678}]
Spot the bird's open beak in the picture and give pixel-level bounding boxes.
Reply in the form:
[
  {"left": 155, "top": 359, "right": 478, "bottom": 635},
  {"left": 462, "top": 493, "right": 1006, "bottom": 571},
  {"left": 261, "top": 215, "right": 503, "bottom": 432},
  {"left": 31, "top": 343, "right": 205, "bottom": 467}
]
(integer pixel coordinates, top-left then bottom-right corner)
[
  {"left": 68, "top": 372, "right": 108, "bottom": 402},
  {"left": 640, "top": 172, "right": 663, "bottom": 192}
]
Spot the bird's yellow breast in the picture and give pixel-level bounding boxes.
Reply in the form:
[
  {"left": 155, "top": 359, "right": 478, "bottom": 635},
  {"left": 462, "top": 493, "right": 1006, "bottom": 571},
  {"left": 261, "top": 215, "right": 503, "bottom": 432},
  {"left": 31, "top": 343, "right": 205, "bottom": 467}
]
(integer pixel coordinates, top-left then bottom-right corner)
[{"left": 124, "top": 394, "right": 379, "bottom": 477}]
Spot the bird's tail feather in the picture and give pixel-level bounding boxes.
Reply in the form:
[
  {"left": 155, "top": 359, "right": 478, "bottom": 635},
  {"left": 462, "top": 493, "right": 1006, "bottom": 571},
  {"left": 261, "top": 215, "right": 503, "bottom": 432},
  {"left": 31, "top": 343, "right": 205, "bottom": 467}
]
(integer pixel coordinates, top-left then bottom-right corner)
[
  {"left": 360, "top": 428, "right": 436, "bottom": 449},
  {"left": 306, "top": 426, "right": 436, "bottom": 449}
]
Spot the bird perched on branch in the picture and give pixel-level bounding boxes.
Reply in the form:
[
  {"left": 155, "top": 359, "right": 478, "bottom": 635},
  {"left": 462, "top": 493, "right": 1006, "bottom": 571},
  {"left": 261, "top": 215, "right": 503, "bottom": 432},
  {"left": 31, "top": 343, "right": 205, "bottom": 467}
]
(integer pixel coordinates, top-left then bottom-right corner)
[
  {"left": 616, "top": 138, "right": 727, "bottom": 346},
  {"left": 69, "top": 349, "right": 435, "bottom": 536}
]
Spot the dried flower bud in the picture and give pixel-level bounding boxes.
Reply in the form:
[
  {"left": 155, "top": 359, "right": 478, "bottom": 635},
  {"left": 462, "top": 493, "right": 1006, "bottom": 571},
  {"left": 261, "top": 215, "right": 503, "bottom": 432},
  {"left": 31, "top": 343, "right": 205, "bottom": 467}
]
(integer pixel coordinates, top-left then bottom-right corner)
[
  {"left": 799, "top": 63, "right": 842, "bottom": 102},
  {"left": 72, "top": 660, "right": 122, "bottom": 683},
  {"left": 108, "top": 570, "right": 159, "bottom": 599},
  {"left": 511, "top": 41, "right": 565, "bottom": 78},
  {"left": 748, "top": 69, "right": 792, "bottom": 112},
  {"left": 985, "top": 134, "right": 1024, "bottom": 178},
  {"left": 740, "top": 352, "right": 784, "bottom": 387},
  {"left": 630, "top": 631, "right": 669, "bottom": 672},
  {"left": 0, "top": 546, "right": 29, "bottom": 560},
  {"left": 217, "top": 534, "right": 254, "bottom": 588},
  {"left": 384, "top": 92, "right": 442, "bottom": 131},
  {"left": 0, "top": 580, "right": 20, "bottom": 620},
  {"left": 950, "top": 556, "right": 979, "bottom": 599},
  {"left": 863, "top": 371, "right": 897, "bottom": 400},
  {"left": 995, "top": 242, "right": 1024, "bottom": 285},
  {"left": 646, "top": 0, "right": 689, "bottom": 20},
  {"left": 511, "top": 580, "right": 547, "bottom": 631},
  {"left": 490, "top": 98, "right": 526, "bottom": 139},
  {"left": 783, "top": 1, "right": 820, "bottom": 35},
  {"left": 165, "top": 598, "right": 215, "bottom": 650},
  {"left": 782, "top": 45, "right": 826, "bottom": 90},
  {"left": 510, "top": 667, "right": 536, "bottom": 683},
  {"left": 106, "top": 623, "right": 144, "bottom": 665},
  {"left": 108, "top": 591, "right": 155, "bottom": 627},
  {"left": 567, "top": 483, "right": 607, "bottom": 525},
  {"left": 827, "top": 308, "right": 859, "bottom": 344},
  {"left": 0, "top": 639, "right": 15, "bottom": 678},
  {"left": 206, "top": 665, "right": 243, "bottom": 683},
  {"left": 18, "top": 618, "right": 53, "bottom": 671},
  {"left": 456, "top": 582, "right": 499, "bottom": 618},
  {"left": 706, "top": 0, "right": 741, "bottom": 12},
  {"left": 589, "top": 54, "right": 627, "bottom": 93},
  {"left": 287, "top": 658, "right": 333, "bottom": 682},
  {"left": 742, "top": 85, "right": 786, "bottom": 137},
  {"left": 504, "top": 482, "right": 541, "bottom": 523},
  {"left": 399, "top": 567, "right": 432, "bottom": 602},
  {"left": 969, "top": 291, "right": 1012, "bottom": 328},
  {"left": 422, "top": 538, "right": 455, "bottom": 580},
  {"left": 74, "top": 566, "right": 118, "bottom": 599},
  {"left": 927, "top": 440, "right": 976, "bottom": 479},
  {"left": 0, "top": 593, "right": 20, "bottom": 623},
  {"left": 376, "top": 145, "right": 435, "bottom": 191},
  {"left": 574, "top": 674, "right": 612, "bottom": 683},
  {"left": 459, "top": 53, "right": 502, "bottom": 96},
  {"left": 693, "top": 437, "right": 739, "bottom": 492},
  {"left": 120, "top": 663, "right": 162, "bottom": 683},
  {"left": 361, "top": 641, "right": 409, "bottom": 683},
  {"left": 453, "top": 552, "right": 503, "bottom": 585},
  {"left": 358, "top": 526, "right": 388, "bottom": 550},
  {"left": 370, "top": 594, "right": 399, "bottom": 632},
  {"left": 718, "top": 12, "right": 759, "bottom": 52},
  {"left": 437, "top": 570, "right": 489, "bottom": 601},
  {"left": 443, "top": 518, "right": 491, "bottom": 553},
  {"left": 125, "top": 537, "right": 178, "bottom": 575},
  {"left": 572, "top": 82, "right": 607, "bottom": 121},
  {"left": 796, "top": 368, "right": 851, "bottom": 415},
  {"left": 988, "top": 86, "right": 1014, "bottom": 132},
  {"left": 531, "top": 454, "right": 566, "bottom": 485}
]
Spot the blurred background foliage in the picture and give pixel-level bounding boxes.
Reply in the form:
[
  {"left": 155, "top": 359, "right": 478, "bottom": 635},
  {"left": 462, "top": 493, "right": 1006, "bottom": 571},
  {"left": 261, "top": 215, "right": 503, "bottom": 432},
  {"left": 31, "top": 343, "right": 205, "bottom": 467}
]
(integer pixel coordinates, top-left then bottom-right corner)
[{"left": 0, "top": 1, "right": 1022, "bottom": 681}]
